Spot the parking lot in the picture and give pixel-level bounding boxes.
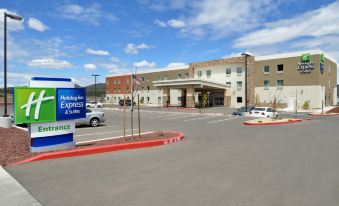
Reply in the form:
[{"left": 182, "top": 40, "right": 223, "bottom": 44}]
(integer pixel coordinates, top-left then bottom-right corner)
[{"left": 6, "top": 106, "right": 339, "bottom": 206}]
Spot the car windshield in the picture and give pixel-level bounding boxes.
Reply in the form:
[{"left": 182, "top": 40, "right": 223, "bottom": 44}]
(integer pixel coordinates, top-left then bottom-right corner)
[{"left": 253, "top": 108, "right": 266, "bottom": 111}]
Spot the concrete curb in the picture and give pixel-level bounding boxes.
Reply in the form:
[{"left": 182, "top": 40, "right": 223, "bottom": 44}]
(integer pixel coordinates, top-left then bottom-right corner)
[
  {"left": 308, "top": 113, "right": 339, "bottom": 116},
  {"left": 0, "top": 166, "right": 41, "bottom": 206},
  {"left": 244, "top": 119, "right": 303, "bottom": 126},
  {"left": 12, "top": 131, "right": 184, "bottom": 165}
]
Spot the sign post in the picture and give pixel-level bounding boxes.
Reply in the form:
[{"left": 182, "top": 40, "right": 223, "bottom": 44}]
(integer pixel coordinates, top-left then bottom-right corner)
[{"left": 13, "top": 77, "right": 86, "bottom": 153}]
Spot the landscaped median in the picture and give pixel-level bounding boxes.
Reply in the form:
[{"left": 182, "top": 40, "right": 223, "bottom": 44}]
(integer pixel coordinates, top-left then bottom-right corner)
[
  {"left": 0, "top": 128, "right": 184, "bottom": 166},
  {"left": 244, "top": 118, "right": 304, "bottom": 126}
]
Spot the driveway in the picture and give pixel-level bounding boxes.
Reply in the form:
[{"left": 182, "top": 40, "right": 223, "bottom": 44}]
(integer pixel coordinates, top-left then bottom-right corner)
[{"left": 5, "top": 110, "right": 339, "bottom": 206}]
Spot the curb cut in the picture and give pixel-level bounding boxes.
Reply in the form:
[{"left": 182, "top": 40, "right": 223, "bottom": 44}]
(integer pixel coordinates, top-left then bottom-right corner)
[
  {"left": 244, "top": 119, "right": 303, "bottom": 126},
  {"left": 308, "top": 113, "right": 339, "bottom": 116},
  {"left": 12, "top": 131, "right": 184, "bottom": 165}
]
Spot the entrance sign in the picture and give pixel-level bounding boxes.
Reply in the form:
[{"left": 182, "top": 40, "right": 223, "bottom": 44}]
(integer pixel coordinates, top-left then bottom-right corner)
[
  {"left": 13, "top": 77, "right": 86, "bottom": 152},
  {"left": 320, "top": 53, "right": 325, "bottom": 74}
]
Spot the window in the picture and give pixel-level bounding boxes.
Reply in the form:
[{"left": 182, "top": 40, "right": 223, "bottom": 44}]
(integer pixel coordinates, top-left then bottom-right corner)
[
  {"left": 226, "top": 82, "right": 231, "bottom": 86},
  {"left": 117, "top": 80, "right": 120, "bottom": 84},
  {"left": 157, "top": 76, "right": 161, "bottom": 81},
  {"left": 114, "top": 80, "right": 116, "bottom": 84},
  {"left": 277, "top": 80, "right": 284, "bottom": 89},
  {"left": 263, "top": 66, "right": 270, "bottom": 74},
  {"left": 114, "top": 88, "right": 116, "bottom": 93},
  {"left": 264, "top": 80, "right": 269, "bottom": 90},
  {"left": 147, "top": 86, "right": 150, "bottom": 91},
  {"left": 176, "top": 74, "right": 182, "bottom": 79},
  {"left": 185, "top": 73, "right": 189, "bottom": 79},
  {"left": 141, "top": 77, "right": 145, "bottom": 81},
  {"left": 197, "top": 71, "right": 202, "bottom": 78},
  {"left": 237, "top": 67, "right": 242, "bottom": 76},
  {"left": 237, "top": 81, "right": 242, "bottom": 88},
  {"left": 226, "top": 68, "right": 231, "bottom": 76},
  {"left": 141, "top": 87, "right": 144, "bottom": 91},
  {"left": 206, "top": 70, "right": 211, "bottom": 78},
  {"left": 237, "top": 97, "right": 243, "bottom": 103},
  {"left": 277, "top": 64, "right": 284, "bottom": 73},
  {"left": 164, "top": 75, "right": 168, "bottom": 80},
  {"left": 118, "top": 88, "right": 121, "bottom": 93},
  {"left": 266, "top": 108, "right": 273, "bottom": 112},
  {"left": 147, "top": 97, "right": 150, "bottom": 102},
  {"left": 146, "top": 76, "right": 150, "bottom": 82},
  {"left": 114, "top": 97, "right": 116, "bottom": 100}
]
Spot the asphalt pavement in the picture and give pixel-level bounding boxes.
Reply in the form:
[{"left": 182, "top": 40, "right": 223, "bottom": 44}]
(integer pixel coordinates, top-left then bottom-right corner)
[{"left": 4, "top": 107, "right": 339, "bottom": 206}]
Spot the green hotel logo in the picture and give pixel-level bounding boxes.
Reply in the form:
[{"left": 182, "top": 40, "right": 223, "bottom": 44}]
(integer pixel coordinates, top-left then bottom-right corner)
[
  {"left": 320, "top": 53, "right": 325, "bottom": 64},
  {"left": 301, "top": 53, "right": 311, "bottom": 63},
  {"left": 14, "top": 87, "right": 56, "bottom": 124}
]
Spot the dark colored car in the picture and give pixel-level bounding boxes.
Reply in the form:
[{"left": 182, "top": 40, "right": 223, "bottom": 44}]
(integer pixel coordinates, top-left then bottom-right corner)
[
  {"left": 119, "top": 99, "right": 136, "bottom": 106},
  {"left": 232, "top": 106, "right": 255, "bottom": 116}
]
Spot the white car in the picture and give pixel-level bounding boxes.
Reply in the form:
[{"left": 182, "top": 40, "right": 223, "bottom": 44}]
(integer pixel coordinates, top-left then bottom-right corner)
[
  {"left": 249, "top": 107, "right": 278, "bottom": 118},
  {"left": 75, "top": 109, "right": 105, "bottom": 127},
  {"left": 86, "top": 101, "right": 102, "bottom": 108}
]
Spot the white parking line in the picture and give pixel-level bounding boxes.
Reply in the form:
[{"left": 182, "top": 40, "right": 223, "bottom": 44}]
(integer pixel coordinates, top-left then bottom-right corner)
[
  {"left": 75, "top": 125, "right": 117, "bottom": 130},
  {"left": 143, "top": 113, "right": 179, "bottom": 118},
  {"left": 207, "top": 116, "right": 238, "bottom": 123},
  {"left": 164, "top": 114, "right": 200, "bottom": 120},
  {"left": 75, "top": 129, "right": 138, "bottom": 137},
  {"left": 183, "top": 115, "right": 218, "bottom": 121}
]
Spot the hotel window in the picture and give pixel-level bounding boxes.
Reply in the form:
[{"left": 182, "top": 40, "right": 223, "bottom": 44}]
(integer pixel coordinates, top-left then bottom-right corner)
[
  {"left": 114, "top": 88, "right": 116, "bottom": 93},
  {"left": 237, "top": 97, "right": 243, "bottom": 103},
  {"left": 185, "top": 73, "right": 189, "bottom": 79},
  {"left": 237, "top": 67, "right": 243, "bottom": 76},
  {"left": 226, "top": 68, "right": 231, "bottom": 76},
  {"left": 197, "top": 71, "right": 202, "bottom": 78},
  {"left": 277, "top": 64, "right": 284, "bottom": 73},
  {"left": 118, "top": 88, "right": 121, "bottom": 93},
  {"left": 117, "top": 80, "right": 120, "bottom": 84},
  {"left": 206, "top": 70, "right": 211, "bottom": 78},
  {"left": 277, "top": 80, "right": 284, "bottom": 89},
  {"left": 176, "top": 74, "right": 182, "bottom": 79},
  {"left": 147, "top": 86, "right": 150, "bottom": 91},
  {"left": 237, "top": 81, "right": 242, "bottom": 90},
  {"left": 114, "top": 80, "right": 116, "bottom": 84},
  {"left": 141, "top": 77, "right": 145, "bottom": 81},
  {"left": 146, "top": 76, "right": 150, "bottom": 82},
  {"left": 164, "top": 75, "right": 168, "bottom": 80},
  {"left": 226, "top": 82, "right": 231, "bottom": 86},
  {"left": 263, "top": 66, "right": 270, "bottom": 74},
  {"left": 264, "top": 80, "right": 269, "bottom": 90}
]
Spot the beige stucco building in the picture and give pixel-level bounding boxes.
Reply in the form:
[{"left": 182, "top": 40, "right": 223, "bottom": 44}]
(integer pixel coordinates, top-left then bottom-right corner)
[{"left": 106, "top": 49, "right": 337, "bottom": 109}]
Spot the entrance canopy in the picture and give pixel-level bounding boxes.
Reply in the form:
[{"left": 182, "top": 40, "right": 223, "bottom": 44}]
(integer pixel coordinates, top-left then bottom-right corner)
[{"left": 153, "top": 78, "right": 229, "bottom": 90}]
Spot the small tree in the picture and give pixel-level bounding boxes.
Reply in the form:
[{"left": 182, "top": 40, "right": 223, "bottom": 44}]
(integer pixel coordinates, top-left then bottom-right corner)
[
  {"left": 302, "top": 101, "right": 310, "bottom": 110},
  {"left": 201, "top": 93, "right": 208, "bottom": 113}
]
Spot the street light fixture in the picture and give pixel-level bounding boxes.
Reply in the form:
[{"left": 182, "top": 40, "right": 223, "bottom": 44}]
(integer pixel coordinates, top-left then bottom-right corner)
[
  {"left": 241, "top": 52, "right": 252, "bottom": 112},
  {"left": 91, "top": 74, "right": 100, "bottom": 102},
  {"left": 3, "top": 12, "right": 23, "bottom": 117}
]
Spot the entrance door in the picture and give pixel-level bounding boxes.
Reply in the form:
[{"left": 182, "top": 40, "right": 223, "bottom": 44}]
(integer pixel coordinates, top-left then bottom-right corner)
[{"left": 213, "top": 96, "right": 224, "bottom": 106}]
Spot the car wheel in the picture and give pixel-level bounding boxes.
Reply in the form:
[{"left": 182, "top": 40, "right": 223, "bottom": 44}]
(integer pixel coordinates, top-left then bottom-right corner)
[
  {"left": 276, "top": 114, "right": 279, "bottom": 118},
  {"left": 97, "top": 105, "right": 102, "bottom": 108},
  {"left": 90, "top": 118, "right": 99, "bottom": 127},
  {"left": 87, "top": 105, "right": 90, "bottom": 108}
]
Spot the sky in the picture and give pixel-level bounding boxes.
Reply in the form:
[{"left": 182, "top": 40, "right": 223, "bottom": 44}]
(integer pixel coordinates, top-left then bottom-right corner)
[{"left": 1, "top": 0, "right": 339, "bottom": 86}]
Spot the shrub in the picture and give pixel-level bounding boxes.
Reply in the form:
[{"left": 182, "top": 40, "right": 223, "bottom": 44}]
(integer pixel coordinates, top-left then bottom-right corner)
[{"left": 302, "top": 101, "right": 310, "bottom": 110}]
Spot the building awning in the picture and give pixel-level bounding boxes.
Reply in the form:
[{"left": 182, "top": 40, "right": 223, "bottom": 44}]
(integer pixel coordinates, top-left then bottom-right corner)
[{"left": 153, "top": 78, "right": 229, "bottom": 90}]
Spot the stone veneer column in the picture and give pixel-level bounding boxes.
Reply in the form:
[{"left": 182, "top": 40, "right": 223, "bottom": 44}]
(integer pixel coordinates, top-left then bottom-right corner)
[
  {"left": 246, "top": 56, "right": 255, "bottom": 106},
  {"left": 186, "top": 85, "right": 195, "bottom": 108},
  {"left": 224, "top": 88, "right": 231, "bottom": 107},
  {"left": 163, "top": 87, "right": 170, "bottom": 107},
  {"left": 188, "top": 64, "right": 194, "bottom": 78}
]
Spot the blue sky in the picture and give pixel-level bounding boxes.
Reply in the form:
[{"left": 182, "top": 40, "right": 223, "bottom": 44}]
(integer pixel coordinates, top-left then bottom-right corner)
[{"left": 0, "top": 0, "right": 338, "bottom": 86}]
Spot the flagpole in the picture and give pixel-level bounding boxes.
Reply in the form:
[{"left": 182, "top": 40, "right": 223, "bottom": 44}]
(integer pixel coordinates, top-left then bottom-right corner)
[
  {"left": 130, "top": 72, "right": 133, "bottom": 138},
  {"left": 138, "top": 94, "right": 141, "bottom": 138},
  {"left": 124, "top": 93, "right": 126, "bottom": 139}
]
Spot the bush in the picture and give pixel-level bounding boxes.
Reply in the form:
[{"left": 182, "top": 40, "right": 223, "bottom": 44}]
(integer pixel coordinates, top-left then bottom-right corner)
[{"left": 302, "top": 101, "right": 310, "bottom": 110}]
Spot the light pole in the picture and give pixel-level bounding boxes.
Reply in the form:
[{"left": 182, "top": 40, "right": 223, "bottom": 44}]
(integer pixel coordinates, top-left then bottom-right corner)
[
  {"left": 91, "top": 74, "right": 100, "bottom": 102},
  {"left": 3, "top": 12, "right": 22, "bottom": 117},
  {"left": 241, "top": 52, "right": 252, "bottom": 112}
]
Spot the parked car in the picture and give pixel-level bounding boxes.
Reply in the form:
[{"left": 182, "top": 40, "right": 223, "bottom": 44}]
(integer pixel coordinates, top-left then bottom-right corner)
[
  {"left": 248, "top": 107, "right": 278, "bottom": 118},
  {"left": 232, "top": 106, "right": 255, "bottom": 116},
  {"left": 86, "top": 101, "right": 102, "bottom": 108},
  {"left": 119, "top": 99, "right": 136, "bottom": 106},
  {"left": 75, "top": 109, "right": 105, "bottom": 127}
]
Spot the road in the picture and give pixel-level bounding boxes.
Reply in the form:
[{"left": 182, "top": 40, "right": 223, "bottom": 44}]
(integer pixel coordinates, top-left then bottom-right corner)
[{"left": 5, "top": 107, "right": 339, "bottom": 206}]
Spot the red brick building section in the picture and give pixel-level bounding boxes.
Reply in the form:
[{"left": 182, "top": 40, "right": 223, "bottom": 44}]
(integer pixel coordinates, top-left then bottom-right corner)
[{"left": 106, "top": 74, "right": 131, "bottom": 94}]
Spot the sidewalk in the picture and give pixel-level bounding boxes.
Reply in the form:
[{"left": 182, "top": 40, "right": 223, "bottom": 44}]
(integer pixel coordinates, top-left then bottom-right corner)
[{"left": 0, "top": 166, "right": 41, "bottom": 206}]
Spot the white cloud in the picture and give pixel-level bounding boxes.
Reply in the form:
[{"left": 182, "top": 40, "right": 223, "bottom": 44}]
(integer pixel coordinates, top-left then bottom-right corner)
[
  {"left": 0, "top": 9, "right": 24, "bottom": 32},
  {"left": 28, "top": 58, "right": 72, "bottom": 69},
  {"left": 27, "top": 17, "right": 49, "bottom": 32},
  {"left": 83, "top": 63, "right": 96, "bottom": 71},
  {"left": 124, "top": 43, "right": 151, "bottom": 54},
  {"left": 167, "top": 19, "right": 186, "bottom": 28},
  {"left": 234, "top": 1, "right": 339, "bottom": 48},
  {"left": 86, "top": 48, "right": 110, "bottom": 56},
  {"left": 56, "top": 3, "right": 118, "bottom": 26},
  {"left": 110, "top": 56, "right": 120, "bottom": 62},
  {"left": 222, "top": 52, "right": 242, "bottom": 58},
  {"left": 138, "top": 0, "right": 188, "bottom": 11},
  {"left": 133, "top": 60, "right": 156, "bottom": 68},
  {"left": 154, "top": 19, "right": 167, "bottom": 27},
  {"left": 166, "top": 62, "right": 188, "bottom": 69},
  {"left": 98, "top": 63, "right": 130, "bottom": 74}
]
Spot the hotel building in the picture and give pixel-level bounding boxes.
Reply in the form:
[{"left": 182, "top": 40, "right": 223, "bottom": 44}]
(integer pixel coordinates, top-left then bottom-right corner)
[{"left": 106, "top": 50, "right": 337, "bottom": 109}]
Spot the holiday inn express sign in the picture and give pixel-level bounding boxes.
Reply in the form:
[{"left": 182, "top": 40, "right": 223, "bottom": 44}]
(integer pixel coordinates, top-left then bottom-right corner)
[{"left": 13, "top": 77, "right": 86, "bottom": 152}]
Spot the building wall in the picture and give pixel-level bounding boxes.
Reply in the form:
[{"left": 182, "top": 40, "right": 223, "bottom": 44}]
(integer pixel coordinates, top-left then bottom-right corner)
[{"left": 106, "top": 75, "right": 131, "bottom": 95}]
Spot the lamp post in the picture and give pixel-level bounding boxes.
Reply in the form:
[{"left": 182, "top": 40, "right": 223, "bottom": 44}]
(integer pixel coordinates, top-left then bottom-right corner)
[
  {"left": 3, "top": 12, "right": 22, "bottom": 117},
  {"left": 241, "top": 52, "right": 252, "bottom": 112},
  {"left": 91, "top": 74, "right": 100, "bottom": 102}
]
